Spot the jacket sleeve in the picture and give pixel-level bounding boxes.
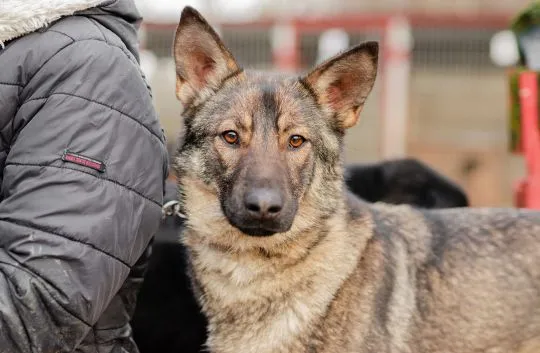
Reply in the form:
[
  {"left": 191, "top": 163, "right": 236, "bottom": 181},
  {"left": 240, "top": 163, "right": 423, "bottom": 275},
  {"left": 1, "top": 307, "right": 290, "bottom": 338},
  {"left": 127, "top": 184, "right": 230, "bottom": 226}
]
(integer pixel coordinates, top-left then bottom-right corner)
[{"left": 0, "top": 33, "right": 167, "bottom": 352}]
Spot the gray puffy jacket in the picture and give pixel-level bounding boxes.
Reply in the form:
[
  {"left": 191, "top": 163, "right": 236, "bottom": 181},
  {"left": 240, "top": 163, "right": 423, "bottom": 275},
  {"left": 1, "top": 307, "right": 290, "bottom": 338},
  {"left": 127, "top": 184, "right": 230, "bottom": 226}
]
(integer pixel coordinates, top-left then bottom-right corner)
[{"left": 0, "top": 1, "right": 168, "bottom": 352}]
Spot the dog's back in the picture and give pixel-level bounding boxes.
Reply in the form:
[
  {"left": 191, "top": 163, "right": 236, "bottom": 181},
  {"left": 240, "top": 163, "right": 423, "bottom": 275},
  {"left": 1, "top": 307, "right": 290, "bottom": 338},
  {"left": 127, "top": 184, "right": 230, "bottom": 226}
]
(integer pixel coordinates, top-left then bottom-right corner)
[
  {"left": 409, "top": 207, "right": 540, "bottom": 353},
  {"left": 316, "top": 197, "right": 540, "bottom": 352}
]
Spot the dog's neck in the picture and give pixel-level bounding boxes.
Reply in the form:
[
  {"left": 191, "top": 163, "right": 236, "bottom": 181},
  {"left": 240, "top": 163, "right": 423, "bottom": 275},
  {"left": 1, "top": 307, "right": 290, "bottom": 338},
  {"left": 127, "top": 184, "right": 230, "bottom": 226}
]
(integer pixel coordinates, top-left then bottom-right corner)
[{"left": 182, "top": 189, "right": 373, "bottom": 353}]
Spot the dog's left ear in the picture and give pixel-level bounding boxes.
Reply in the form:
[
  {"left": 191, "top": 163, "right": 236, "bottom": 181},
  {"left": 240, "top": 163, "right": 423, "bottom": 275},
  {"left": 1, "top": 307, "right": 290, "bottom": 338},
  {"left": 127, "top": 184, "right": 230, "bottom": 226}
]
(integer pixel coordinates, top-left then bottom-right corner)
[
  {"left": 173, "top": 6, "right": 241, "bottom": 107},
  {"left": 302, "top": 42, "right": 379, "bottom": 130}
]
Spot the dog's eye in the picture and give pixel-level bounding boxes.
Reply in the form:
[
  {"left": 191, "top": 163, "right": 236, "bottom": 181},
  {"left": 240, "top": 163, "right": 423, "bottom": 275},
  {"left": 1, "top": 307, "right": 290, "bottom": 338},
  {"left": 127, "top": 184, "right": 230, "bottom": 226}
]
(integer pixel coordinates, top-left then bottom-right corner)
[
  {"left": 289, "top": 135, "right": 306, "bottom": 149},
  {"left": 222, "top": 130, "right": 239, "bottom": 145}
]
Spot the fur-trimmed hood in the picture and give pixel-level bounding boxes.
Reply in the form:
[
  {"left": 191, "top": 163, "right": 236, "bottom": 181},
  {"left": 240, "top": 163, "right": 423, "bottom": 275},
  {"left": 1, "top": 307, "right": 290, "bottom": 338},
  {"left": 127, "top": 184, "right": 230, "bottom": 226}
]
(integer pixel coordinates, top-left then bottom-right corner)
[{"left": 0, "top": 0, "right": 142, "bottom": 50}]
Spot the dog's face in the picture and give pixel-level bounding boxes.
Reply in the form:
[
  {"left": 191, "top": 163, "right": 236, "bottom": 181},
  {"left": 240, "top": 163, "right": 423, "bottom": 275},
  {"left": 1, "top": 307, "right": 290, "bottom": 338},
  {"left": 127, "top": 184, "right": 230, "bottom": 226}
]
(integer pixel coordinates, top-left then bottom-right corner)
[{"left": 174, "top": 7, "right": 378, "bottom": 246}]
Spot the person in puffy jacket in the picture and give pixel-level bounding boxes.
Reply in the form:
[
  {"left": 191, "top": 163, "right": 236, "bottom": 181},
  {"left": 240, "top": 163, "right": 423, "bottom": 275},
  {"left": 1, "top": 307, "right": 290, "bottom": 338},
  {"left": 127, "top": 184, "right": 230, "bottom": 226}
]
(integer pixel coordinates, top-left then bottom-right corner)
[{"left": 0, "top": 1, "right": 168, "bottom": 352}]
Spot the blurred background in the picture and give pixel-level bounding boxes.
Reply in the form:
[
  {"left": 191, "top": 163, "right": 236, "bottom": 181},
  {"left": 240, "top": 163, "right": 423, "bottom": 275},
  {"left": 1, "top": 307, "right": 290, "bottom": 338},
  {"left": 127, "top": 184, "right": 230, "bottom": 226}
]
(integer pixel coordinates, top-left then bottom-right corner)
[{"left": 134, "top": 0, "right": 531, "bottom": 207}]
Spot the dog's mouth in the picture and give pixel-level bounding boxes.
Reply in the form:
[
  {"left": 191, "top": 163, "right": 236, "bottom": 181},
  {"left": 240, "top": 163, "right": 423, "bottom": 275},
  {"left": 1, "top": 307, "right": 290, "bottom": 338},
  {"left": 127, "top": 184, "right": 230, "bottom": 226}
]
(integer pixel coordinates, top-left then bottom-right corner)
[
  {"left": 235, "top": 225, "right": 279, "bottom": 237},
  {"left": 226, "top": 216, "right": 292, "bottom": 237},
  {"left": 227, "top": 218, "right": 293, "bottom": 236}
]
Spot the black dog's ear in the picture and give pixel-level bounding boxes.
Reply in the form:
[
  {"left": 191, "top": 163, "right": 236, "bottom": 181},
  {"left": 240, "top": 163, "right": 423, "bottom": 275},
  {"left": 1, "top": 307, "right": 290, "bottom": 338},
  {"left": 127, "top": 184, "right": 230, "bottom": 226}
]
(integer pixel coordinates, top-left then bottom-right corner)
[
  {"left": 302, "top": 42, "right": 379, "bottom": 130},
  {"left": 173, "top": 6, "right": 242, "bottom": 107}
]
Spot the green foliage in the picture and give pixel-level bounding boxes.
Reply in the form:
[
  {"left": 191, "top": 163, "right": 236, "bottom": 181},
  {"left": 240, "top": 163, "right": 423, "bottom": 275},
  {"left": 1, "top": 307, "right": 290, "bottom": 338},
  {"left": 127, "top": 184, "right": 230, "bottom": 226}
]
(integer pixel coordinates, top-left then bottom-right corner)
[
  {"left": 512, "top": 1, "right": 540, "bottom": 35},
  {"left": 508, "top": 70, "right": 540, "bottom": 153},
  {"left": 511, "top": 1, "right": 540, "bottom": 65}
]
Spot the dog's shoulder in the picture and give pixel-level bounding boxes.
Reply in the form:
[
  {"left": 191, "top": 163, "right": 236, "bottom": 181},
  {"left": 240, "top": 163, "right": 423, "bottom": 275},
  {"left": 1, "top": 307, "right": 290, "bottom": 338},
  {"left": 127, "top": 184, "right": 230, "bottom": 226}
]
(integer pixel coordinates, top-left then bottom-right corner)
[
  {"left": 345, "top": 193, "right": 432, "bottom": 265},
  {"left": 421, "top": 207, "right": 540, "bottom": 241},
  {"left": 348, "top": 198, "right": 540, "bottom": 270},
  {"left": 346, "top": 193, "right": 430, "bottom": 242},
  {"left": 421, "top": 207, "right": 540, "bottom": 258},
  {"left": 376, "top": 205, "right": 540, "bottom": 280}
]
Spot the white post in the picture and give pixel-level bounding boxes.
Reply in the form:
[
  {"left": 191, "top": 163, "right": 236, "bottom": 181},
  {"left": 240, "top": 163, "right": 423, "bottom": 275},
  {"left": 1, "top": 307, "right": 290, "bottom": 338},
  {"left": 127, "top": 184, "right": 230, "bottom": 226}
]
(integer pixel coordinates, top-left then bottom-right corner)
[
  {"left": 316, "top": 28, "right": 350, "bottom": 65},
  {"left": 380, "top": 15, "right": 413, "bottom": 159}
]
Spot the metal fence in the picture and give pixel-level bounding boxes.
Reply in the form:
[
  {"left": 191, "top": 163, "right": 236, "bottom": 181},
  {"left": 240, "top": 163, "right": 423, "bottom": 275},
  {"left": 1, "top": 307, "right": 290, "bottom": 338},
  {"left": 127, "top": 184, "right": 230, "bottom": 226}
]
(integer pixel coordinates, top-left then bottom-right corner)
[{"left": 144, "top": 22, "right": 502, "bottom": 71}]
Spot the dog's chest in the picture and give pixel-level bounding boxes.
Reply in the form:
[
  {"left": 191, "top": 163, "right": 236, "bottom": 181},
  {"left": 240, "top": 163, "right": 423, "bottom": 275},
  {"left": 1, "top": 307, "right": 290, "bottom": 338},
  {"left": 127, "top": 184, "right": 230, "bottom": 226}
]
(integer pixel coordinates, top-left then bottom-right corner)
[
  {"left": 198, "top": 254, "right": 359, "bottom": 353},
  {"left": 188, "top": 223, "right": 368, "bottom": 353},
  {"left": 203, "top": 272, "right": 328, "bottom": 353}
]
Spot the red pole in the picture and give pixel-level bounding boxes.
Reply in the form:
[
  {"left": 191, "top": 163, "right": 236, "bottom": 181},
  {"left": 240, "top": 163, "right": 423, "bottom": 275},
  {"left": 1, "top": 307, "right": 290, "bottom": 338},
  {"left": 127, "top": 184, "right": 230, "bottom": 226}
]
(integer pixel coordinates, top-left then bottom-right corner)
[{"left": 519, "top": 71, "right": 540, "bottom": 209}]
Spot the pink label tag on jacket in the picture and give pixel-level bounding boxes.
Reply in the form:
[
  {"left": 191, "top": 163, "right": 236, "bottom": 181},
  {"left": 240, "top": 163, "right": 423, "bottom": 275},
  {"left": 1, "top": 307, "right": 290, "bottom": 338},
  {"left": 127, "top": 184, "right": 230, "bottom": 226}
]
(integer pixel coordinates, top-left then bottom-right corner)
[{"left": 62, "top": 150, "right": 105, "bottom": 173}]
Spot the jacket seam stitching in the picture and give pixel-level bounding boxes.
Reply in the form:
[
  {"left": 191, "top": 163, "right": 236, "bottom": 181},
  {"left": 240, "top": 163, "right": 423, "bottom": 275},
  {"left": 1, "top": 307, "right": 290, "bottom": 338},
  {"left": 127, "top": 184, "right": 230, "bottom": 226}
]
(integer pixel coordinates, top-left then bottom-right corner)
[
  {"left": 47, "top": 29, "right": 76, "bottom": 42},
  {"left": 22, "top": 39, "right": 76, "bottom": 91},
  {"left": 21, "top": 92, "right": 163, "bottom": 143},
  {"left": 0, "top": 217, "right": 131, "bottom": 268},
  {"left": 88, "top": 18, "right": 108, "bottom": 44},
  {"left": 5, "top": 161, "right": 162, "bottom": 207},
  {"left": 0, "top": 82, "right": 23, "bottom": 87},
  {"left": 22, "top": 38, "right": 142, "bottom": 99},
  {"left": 82, "top": 17, "right": 137, "bottom": 64}
]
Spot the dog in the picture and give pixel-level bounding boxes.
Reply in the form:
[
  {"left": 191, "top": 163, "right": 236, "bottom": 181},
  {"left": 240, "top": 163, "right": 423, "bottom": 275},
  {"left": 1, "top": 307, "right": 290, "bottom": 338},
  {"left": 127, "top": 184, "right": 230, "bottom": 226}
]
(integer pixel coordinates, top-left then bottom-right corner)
[
  {"left": 131, "top": 159, "right": 468, "bottom": 353},
  {"left": 169, "top": 6, "right": 540, "bottom": 353}
]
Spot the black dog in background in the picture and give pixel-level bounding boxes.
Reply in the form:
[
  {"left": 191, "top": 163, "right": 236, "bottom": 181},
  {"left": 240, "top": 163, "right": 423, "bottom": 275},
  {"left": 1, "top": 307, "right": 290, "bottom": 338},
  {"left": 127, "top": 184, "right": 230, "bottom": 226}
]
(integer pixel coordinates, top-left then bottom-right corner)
[
  {"left": 131, "top": 158, "right": 469, "bottom": 353},
  {"left": 345, "top": 158, "right": 469, "bottom": 209}
]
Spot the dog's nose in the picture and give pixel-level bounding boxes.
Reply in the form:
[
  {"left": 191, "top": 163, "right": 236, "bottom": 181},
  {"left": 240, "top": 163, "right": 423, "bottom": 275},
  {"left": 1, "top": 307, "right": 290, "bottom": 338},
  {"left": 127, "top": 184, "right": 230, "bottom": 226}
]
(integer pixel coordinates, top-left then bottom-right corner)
[{"left": 244, "top": 188, "right": 283, "bottom": 219}]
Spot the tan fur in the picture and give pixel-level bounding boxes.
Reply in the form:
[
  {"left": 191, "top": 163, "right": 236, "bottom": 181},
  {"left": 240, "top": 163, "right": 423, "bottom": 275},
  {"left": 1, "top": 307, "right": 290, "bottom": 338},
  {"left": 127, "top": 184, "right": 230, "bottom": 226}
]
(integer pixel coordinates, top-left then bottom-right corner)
[{"left": 173, "top": 7, "right": 540, "bottom": 353}]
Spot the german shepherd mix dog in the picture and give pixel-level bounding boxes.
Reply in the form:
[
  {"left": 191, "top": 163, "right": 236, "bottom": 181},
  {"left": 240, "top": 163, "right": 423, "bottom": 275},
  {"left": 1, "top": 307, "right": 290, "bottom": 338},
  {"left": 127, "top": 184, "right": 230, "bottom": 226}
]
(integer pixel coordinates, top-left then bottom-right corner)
[
  {"left": 172, "top": 7, "right": 540, "bottom": 353},
  {"left": 131, "top": 163, "right": 468, "bottom": 353}
]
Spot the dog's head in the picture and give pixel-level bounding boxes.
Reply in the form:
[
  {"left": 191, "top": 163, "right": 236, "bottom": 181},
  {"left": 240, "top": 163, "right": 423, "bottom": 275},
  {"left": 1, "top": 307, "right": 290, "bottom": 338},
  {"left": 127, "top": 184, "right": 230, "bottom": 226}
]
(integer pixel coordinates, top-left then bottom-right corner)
[{"left": 174, "top": 7, "right": 378, "bottom": 248}]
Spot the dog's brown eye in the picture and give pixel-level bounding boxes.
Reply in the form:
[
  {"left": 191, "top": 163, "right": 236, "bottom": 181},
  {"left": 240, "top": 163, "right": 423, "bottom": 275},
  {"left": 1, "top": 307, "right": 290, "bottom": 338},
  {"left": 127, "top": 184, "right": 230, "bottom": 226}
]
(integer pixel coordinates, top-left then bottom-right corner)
[
  {"left": 222, "top": 130, "right": 239, "bottom": 145},
  {"left": 289, "top": 135, "right": 305, "bottom": 149}
]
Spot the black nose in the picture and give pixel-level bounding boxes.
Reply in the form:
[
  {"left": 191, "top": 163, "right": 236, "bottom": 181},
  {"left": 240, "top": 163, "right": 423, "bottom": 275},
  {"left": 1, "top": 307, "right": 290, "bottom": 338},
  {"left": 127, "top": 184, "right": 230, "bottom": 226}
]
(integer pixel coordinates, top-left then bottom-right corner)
[{"left": 244, "top": 188, "right": 283, "bottom": 219}]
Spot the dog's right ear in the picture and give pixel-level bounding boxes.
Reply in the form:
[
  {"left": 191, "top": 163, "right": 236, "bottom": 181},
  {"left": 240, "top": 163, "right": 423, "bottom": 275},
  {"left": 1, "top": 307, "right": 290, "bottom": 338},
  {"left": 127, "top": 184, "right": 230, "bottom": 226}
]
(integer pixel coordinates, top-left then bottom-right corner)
[
  {"left": 173, "top": 6, "right": 242, "bottom": 107},
  {"left": 302, "top": 41, "right": 378, "bottom": 130}
]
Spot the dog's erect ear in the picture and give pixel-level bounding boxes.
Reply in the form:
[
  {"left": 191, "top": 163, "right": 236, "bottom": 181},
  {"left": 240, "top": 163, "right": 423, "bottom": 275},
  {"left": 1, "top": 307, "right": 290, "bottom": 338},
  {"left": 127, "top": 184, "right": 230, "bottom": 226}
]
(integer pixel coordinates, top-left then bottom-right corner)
[
  {"left": 173, "top": 6, "right": 241, "bottom": 106},
  {"left": 302, "top": 41, "right": 379, "bottom": 130}
]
